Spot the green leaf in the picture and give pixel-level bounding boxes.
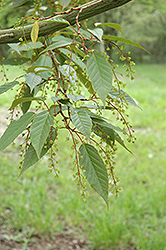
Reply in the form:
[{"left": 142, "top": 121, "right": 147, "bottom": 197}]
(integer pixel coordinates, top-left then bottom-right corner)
[
  {"left": 52, "top": 36, "right": 72, "bottom": 43},
  {"left": 41, "top": 36, "right": 73, "bottom": 54},
  {"left": 67, "top": 94, "right": 85, "bottom": 102},
  {"left": 19, "top": 128, "right": 57, "bottom": 177},
  {"left": 27, "top": 65, "right": 53, "bottom": 74},
  {"left": 42, "top": 17, "right": 69, "bottom": 24},
  {"left": 51, "top": 97, "right": 71, "bottom": 106},
  {"left": 93, "top": 124, "right": 115, "bottom": 146},
  {"left": 59, "top": 64, "right": 77, "bottom": 85},
  {"left": 33, "top": 54, "right": 52, "bottom": 67},
  {"left": 59, "top": 48, "right": 85, "bottom": 69},
  {"left": 95, "top": 22, "right": 123, "bottom": 35},
  {"left": 10, "top": 96, "right": 45, "bottom": 110},
  {"left": 51, "top": 97, "right": 62, "bottom": 103},
  {"left": 50, "top": 105, "right": 68, "bottom": 114},
  {"left": 71, "top": 109, "right": 92, "bottom": 139},
  {"left": 81, "top": 105, "right": 114, "bottom": 110},
  {"left": 81, "top": 105, "right": 100, "bottom": 109},
  {"left": 80, "top": 28, "right": 93, "bottom": 40},
  {"left": 32, "top": 54, "right": 52, "bottom": 80},
  {"left": 60, "top": 0, "right": 71, "bottom": 9},
  {"left": 19, "top": 42, "right": 44, "bottom": 51},
  {"left": 87, "top": 52, "right": 112, "bottom": 104},
  {"left": 92, "top": 117, "right": 125, "bottom": 134},
  {"left": 114, "top": 131, "right": 132, "bottom": 154},
  {"left": 25, "top": 73, "right": 42, "bottom": 92},
  {"left": 0, "top": 81, "right": 18, "bottom": 95},
  {"left": 21, "top": 86, "right": 34, "bottom": 114},
  {"left": 88, "top": 111, "right": 108, "bottom": 121},
  {"left": 12, "top": 0, "right": 32, "bottom": 7},
  {"left": 76, "top": 67, "right": 94, "bottom": 94},
  {"left": 103, "top": 35, "right": 150, "bottom": 53},
  {"left": 7, "top": 43, "right": 21, "bottom": 55},
  {"left": 2, "top": 57, "right": 30, "bottom": 65},
  {"left": 0, "top": 112, "right": 35, "bottom": 151},
  {"left": 31, "top": 21, "right": 39, "bottom": 47},
  {"left": 109, "top": 87, "right": 142, "bottom": 110},
  {"left": 57, "top": 98, "right": 72, "bottom": 106},
  {"left": 87, "top": 28, "right": 103, "bottom": 41},
  {"left": 30, "top": 110, "right": 54, "bottom": 158},
  {"left": 79, "top": 144, "right": 108, "bottom": 205},
  {"left": 73, "top": 46, "right": 85, "bottom": 58}
]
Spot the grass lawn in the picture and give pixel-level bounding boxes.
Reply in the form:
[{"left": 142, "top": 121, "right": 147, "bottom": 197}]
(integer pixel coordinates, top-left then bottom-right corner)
[{"left": 0, "top": 64, "right": 166, "bottom": 250}]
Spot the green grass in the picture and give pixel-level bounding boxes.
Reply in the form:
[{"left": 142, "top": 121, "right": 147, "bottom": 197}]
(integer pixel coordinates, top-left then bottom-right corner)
[
  {"left": 0, "top": 64, "right": 166, "bottom": 250},
  {"left": 0, "top": 65, "right": 24, "bottom": 106}
]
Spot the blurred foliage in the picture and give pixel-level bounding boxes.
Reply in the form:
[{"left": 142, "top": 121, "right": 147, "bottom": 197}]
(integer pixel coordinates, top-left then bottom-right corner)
[
  {"left": 0, "top": 0, "right": 26, "bottom": 29},
  {"left": 90, "top": 0, "right": 166, "bottom": 63},
  {"left": 121, "top": 0, "right": 166, "bottom": 63}
]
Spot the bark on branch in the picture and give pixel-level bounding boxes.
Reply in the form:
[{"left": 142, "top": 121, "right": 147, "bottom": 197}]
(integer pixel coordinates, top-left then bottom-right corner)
[{"left": 0, "top": 0, "right": 132, "bottom": 44}]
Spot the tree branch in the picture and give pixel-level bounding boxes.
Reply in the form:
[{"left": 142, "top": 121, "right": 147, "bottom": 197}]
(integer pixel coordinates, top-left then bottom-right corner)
[{"left": 0, "top": 0, "right": 132, "bottom": 44}]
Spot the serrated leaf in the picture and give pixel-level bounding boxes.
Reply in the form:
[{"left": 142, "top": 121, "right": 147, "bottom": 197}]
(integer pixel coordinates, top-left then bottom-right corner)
[
  {"left": 43, "top": 17, "right": 69, "bottom": 24},
  {"left": 33, "top": 54, "right": 52, "bottom": 67},
  {"left": 92, "top": 117, "right": 125, "bottom": 134},
  {"left": 87, "top": 28, "right": 103, "bottom": 41},
  {"left": 93, "top": 124, "right": 115, "bottom": 146},
  {"left": 87, "top": 52, "right": 112, "bottom": 104},
  {"left": 79, "top": 144, "right": 108, "bottom": 205},
  {"left": 21, "top": 86, "right": 34, "bottom": 114},
  {"left": 59, "top": 48, "right": 85, "bottom": 69},
  {"left": 19, "top": 128, "right": 57, "bottom": 177},
  {"left": 52, "top": 36, "right": 72, "bottom": 43},
  {"left": 19, "top": 42, "right": 44, "bottom": 51},
  {"left": 80, "top": 28, "right": 93, "bottom": 40},
  {"left": 2, "top": 57, "right": 30, "bottom": 65},
  {"left": 31, "top": 21, "right": 39, "bottom": 47},
  {"left": 50, "top": 105, "right": 68, "bottom": 114},
  {"left": 81, "top": 105, "right": 100, "bottom": 109},
  {"left": 103, "top": 35, "right": 150, "bottom": 53},
  {"left": 41, "top": 36, "right": 73, "bottom": 54},
  {"left": 81, "top": 105, "right": 114, "bottom": 110},
  {"left": 59, "top": 64, "right": 77, "bottom": 85},
  {"left": 114, "top": 131, "right": 132, "bottom": 154},
  {"left": 0, "top": 112, "right": 35, "bottom": 151},
  {"left": 109, "top": 87, "right": 142, "bottom": 110},
  {"left": 67, "top": 94, "right": 85, "bottom": 102},
  {"left": 73, "top": 46, "right": 85, "bottom": 58},
  {"left": 60, "top": 0, "right": 71, "bottom": 9},
  {"left": 27, "top": 65, "right": 53, "bottom": 74},
  {"left": 12, "top": 0, "right": 32, "bottom": 7},
  {"left": 25, "top": 73, "right": 42, "bottom": 92},
  {"left": 33, "top": 54, "right": 52, "bottom": 80},
  {"left": 76, "top": 67, "right": 94, "bottom": 94},
  {"left": 7, "top": 43, "right": 21, "bottom": 55},
  {"left": 51, "top": 97, "right": 62, "bottom": 103},
  {"left": 92, "top": 118, "right": 132, "bottom": 153},
  {"left": 56, "top": 98, "right": 71, "bottom": 106},
  {"left": 88, "top": 111, "right": 108, "bottom": 121},
  {"left": 30, "top": 110, "right": 54, "bottom": 158},
  {"left": 10, "top": 96, "right": 45, "bottom": 110},
  {"left": 71, "top": 109, "right": 92, "bottom": 139},
  {"left": 95, "top": 23, "right": 123, "bottom": 35},
  {"left": 0, "top": 81, "right": 18, "bottom": 95}
]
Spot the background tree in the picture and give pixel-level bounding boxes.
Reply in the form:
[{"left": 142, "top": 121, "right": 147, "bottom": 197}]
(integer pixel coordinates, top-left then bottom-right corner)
[
  {"left": 0, "top": 0, "right": 147, "bottom": 206},
  {"left": 89, "top": 0, "right": 166, "bottom": 63}
]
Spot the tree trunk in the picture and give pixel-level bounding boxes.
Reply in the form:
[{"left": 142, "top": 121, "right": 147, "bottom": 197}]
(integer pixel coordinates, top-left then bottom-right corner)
[{"left": 0, "top": 0, "right": 132, "bottom": 44}]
